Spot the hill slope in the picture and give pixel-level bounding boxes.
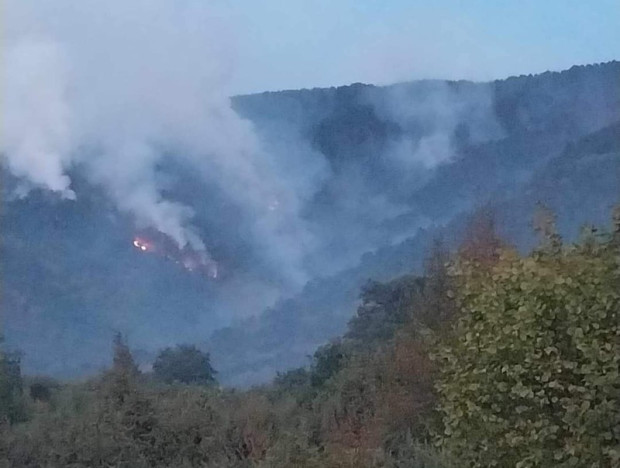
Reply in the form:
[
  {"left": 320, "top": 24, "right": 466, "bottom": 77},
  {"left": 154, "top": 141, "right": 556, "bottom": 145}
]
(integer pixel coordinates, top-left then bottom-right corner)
[{"left": 2, "top": 61, "right": 619, "bottom": 383}]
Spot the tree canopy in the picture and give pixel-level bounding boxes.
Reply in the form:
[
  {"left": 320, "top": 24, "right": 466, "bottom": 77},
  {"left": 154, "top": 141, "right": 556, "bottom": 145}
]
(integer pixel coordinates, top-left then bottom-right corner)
[
  {"left": 153, "top": 345, "right": 217, "bottom": 385},
  {"left": 434, "top": 229, "right": 620, "bottom": 467}
]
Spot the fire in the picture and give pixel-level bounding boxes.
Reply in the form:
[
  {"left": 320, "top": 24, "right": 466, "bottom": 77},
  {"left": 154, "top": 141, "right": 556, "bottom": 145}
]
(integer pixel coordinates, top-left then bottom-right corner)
[
  {"left": 131, "top": 233, "right": 219, "bottom": 280},
  {"left": 132, "top": 237, "right": 152, "bottom": 252}
]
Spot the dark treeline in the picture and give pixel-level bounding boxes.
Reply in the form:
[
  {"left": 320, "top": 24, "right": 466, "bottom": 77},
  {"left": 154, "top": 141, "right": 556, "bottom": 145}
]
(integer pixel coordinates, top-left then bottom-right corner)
[
  {"left": 5, "top": 62, "right": 620, "bottom": 384},
  {"left": 1, "top": 206, "right": 619, "bottom": 467}
]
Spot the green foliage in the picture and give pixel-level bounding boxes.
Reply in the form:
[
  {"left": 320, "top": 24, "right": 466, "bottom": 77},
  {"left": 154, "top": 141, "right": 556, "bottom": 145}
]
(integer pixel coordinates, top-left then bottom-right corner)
[
  {"left": 383, "top": 435, "right": 456, "bottom": 468},
  {"left": 274, "top": 367, "right": 310, "bottom": 391},
  {"left": 533, "top": 202, "right": 563, "bottom": 254},
  {"left": 112, "top": 332, "right": 140, "bottom": 377},
  {"left": 153, "top": 344, "right": 217, "bottom": 386},
  {"left": 105, "top": 332, "right": 141, "bottom": 406},
  {"left": 434, "top": 235, "right": 620, "bottom": 467},
  {"left": 419, "top": 237, "right": 457, "bottom": 329},
  {"left": 347, "top": 276, "right": 424, "bottom": 344},
  {"left": 310, "top": 340, "right": 346, "bottom": 387},
  {"left": 458, "top": 209, "right": 506, "bottom": 267},
  {"left": 612, "top": 204, "right": 620, "bottom": 246},
  {"left": 3, "top": 216, "right": 619, "bottom": 467},
  {"left": 273, "top": 367, "right": 313, "bottom": 405}
]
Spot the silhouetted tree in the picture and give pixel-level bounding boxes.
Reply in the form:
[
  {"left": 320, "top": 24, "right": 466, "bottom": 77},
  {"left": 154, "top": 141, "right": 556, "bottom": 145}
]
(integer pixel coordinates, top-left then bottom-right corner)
[
  {"left": 347, "top": 276, "right": 424, "bottom": 344},
  {"left": 311, "top": 341, "right": 346, "bottom": 387},
  {"left": 112, "top": 332, "right": 140, "bottom": 376},
  {"left": 105, "top": 332, "right": 140, "bottom": 405},
  {"left": 0, "top": 338, "right": 24, "bottom": 423},
  {"left": 153, "top": 345, "right": 217, "bottom": 385},
  {"left": 612, "top": 204, "right": 620, "bottom": 246},
  {"left": 29, "top": 383, "right": 51, "bottom": 403}
]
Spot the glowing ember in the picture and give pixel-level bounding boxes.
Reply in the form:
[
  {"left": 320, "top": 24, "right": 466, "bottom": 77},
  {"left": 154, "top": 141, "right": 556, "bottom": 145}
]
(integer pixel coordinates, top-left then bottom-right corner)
[
  {"left": 132, "top": 238, "right": 152, "bottom": 252},
  {"left": 131, "top": 233, "right": 219, "bottom": 280}
]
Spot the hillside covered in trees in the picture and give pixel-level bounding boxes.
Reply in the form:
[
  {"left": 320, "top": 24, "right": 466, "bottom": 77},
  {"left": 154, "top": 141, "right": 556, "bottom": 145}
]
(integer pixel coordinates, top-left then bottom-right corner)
[
  {"left": 212, "top": 62, "right": 620, "bottom": 384},
  {"left": 3, "top": 1, "right": 619, "bottom": 465},
  {"left": 2, "top": 208, "right": 619, "bottom": 467},
  {"left": 2, "top": 62, "right": 619, "bottom": 385}
]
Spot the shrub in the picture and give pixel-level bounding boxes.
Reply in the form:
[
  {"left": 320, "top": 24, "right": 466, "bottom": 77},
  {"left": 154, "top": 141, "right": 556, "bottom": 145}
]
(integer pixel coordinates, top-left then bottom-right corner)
[{"left": 434, "top": 238, "right": 620, "bottom": 467}]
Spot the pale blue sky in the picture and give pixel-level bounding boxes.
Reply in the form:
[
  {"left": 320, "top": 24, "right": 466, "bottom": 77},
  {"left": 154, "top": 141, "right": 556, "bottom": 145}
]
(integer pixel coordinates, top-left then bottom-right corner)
[{"left": 210, "top": 0, "right": 620, "bottom": 94}]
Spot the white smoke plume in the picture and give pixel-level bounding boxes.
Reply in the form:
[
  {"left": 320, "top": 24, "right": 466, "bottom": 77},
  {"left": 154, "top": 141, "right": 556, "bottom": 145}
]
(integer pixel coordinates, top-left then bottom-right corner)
[
  {"left": 3, "top": 39, "right": 75, "bottom": 198},
  {"left": 374, "top": 81, "right": 503, "bottom": 170},
  {"left": 2, "top": 0, "right": 314, "bottom": 282}
]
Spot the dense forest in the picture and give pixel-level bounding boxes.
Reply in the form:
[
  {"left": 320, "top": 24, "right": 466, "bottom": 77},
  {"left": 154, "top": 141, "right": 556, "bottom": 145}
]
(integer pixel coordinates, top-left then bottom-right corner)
[
  {"left": 2, "top": 206, "right": 618, "bottom": 467},
  {"left": 3, "top": 62, "right": 620, "bottom": 386},
  {"left": 4, "top": 2, "right": 619, "bottom": 466}
]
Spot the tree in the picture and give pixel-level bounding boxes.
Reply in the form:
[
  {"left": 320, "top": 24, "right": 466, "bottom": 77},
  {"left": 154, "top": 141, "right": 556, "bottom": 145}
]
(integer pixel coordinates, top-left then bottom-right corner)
[
  {"left": 434, "top": 233, "right": 620, "bottom": 467},
  {"left": 105, "top": 332, "right": 140, "bottom": 405},
  {"left": 458, "top": 208, "right": 505, "bottom": 267},
  {"left": 0, "top": 338, "right": 24, "bottom": 424},
  {"left": 532, "top": 202, "right": 562, "bottom": 254},
  {"left": 153, "top": 345, "right": 217, "bottom": 385},
  {"left": 347, "top": 276, "right": 424, "bottom": 345},
  {"left": 612, "top": 204, "right": 620, "bottom": 246},
  {"left": 112, "top": 332, "right": 139, "bottom": 375},
  {"left": 310, "top": 341, "right": 346, "bottom": 388},
  {"left": 29, "top": 377, "right": 59, "bottom": 403},
  {"left": 420, "top": 237, "right": 457, "bottom": 328}
]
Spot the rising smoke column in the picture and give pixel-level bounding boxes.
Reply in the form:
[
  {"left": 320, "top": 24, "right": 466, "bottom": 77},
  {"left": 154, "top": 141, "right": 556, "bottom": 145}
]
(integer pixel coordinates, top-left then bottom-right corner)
[
  {"left": 2, "top": 39, "right": 75, "bottom": 199},
  {"left": 2, "top": 0, "right": 315, "bottom": 284}
]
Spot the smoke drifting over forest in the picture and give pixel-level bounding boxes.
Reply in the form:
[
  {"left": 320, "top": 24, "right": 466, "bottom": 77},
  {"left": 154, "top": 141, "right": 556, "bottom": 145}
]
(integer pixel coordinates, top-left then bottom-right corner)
[
  {"left": 2, "top": 1, "right": 619, "bottom": 384},
  {"left": 3, "top": 1, "right": 497, "bottom": 291},
  {"left": 4, "top": 1, "right": 319, "bottom": 287}
]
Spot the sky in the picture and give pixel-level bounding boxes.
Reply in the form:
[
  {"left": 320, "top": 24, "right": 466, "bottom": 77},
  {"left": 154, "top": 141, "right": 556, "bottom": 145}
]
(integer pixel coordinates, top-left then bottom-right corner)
[
  {"left": 5, "top": 0, "right": 619, "bottom": 95},
  {"left": 209, "top": 0, "right": 620, "bottom": 94}
]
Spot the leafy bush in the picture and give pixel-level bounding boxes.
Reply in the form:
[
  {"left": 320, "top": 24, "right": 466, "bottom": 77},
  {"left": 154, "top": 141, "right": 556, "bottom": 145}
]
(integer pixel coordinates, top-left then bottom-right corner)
[
  {"left": 435, "top": 235, "right": 620, "bottom": 467},
  {"left": 4, "top": 215, "right": 619, "bottom": 467}
]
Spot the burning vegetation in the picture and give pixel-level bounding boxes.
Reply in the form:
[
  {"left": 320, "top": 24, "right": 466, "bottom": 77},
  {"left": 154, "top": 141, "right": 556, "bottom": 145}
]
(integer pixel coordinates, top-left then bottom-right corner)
[
  {"left": 132, "top": 237, "right": 152, "bottom": 252},
  {"left": 132, "top": 233, "right": 218, "bottom": 279}
]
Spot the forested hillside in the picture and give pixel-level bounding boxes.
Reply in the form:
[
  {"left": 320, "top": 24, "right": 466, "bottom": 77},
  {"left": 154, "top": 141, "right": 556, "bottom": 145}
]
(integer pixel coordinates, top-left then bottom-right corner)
[
  {"left": 212, "top": 62, "right": 620, "bottom": 384},
  {"left": 2, "top": 208, "right": 618, "bottom": 467},
  {"left": 2, "top": 61, "right": 619, "bottom": 384}
]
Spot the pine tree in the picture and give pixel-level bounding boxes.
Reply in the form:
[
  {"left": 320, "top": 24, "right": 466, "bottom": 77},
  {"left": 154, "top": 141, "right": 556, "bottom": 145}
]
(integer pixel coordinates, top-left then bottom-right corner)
[{"left": 106, "top": 332, "right": 140, "bottom": 406}]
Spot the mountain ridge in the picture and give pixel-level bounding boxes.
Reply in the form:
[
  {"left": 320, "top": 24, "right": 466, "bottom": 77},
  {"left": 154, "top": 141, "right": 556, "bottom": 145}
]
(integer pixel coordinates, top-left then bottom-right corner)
[{"left": 2, "top": 60, "right": 619, "bottom": 384}]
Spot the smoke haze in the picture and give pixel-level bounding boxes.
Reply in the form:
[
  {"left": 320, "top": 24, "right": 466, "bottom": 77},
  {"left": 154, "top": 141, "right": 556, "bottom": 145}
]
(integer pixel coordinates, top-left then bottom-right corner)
[
  {"left": 4, "top": 1, "right": 615, "bottom": 385},
  {"left": 3, "top": 0, "right": 316, "bottom": 281},
  {"left": 3, "top": 0, "right": 495, "bottom": 295}
]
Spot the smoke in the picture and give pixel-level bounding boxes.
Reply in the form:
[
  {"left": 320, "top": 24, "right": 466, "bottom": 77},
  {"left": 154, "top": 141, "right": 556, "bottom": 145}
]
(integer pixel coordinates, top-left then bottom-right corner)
[
  {"left": 3, "top": 39, "right": 74, "bottom": 199},
  {"left": 2, "top": 0, "right": 318, "bottom": 283},
  {"left": 2, "top": 1, "right": 504, "bottom": 291},
  {"left": 372, "top": 81, "right": 504, "bottom": 170},
  {"left": 2, "top": 0, "right": 509, "bottom": 382}
]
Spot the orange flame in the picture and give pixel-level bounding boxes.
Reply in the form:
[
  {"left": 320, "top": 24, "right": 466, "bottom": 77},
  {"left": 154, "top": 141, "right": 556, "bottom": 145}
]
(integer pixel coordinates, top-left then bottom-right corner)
[
  {"left": 131, "top": 234, "right": 219, "bottom": 280},
  {"left": 132, "top": 237, "right": 152, "bottom": 252}
]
